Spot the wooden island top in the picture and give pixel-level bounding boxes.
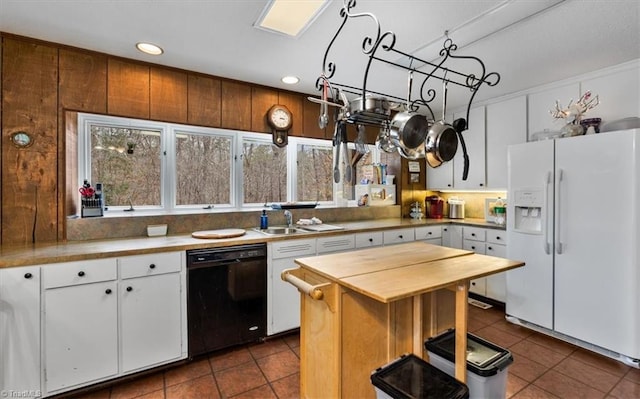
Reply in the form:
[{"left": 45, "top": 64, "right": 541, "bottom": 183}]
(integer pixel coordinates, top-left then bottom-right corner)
[{"left": 285, "top": 241, "right": 525, "bottom": 398}]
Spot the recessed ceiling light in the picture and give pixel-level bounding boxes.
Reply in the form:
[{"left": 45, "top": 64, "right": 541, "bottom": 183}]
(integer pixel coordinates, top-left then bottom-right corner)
[
  {"left": 255, "top": 0, "right": 330, "bottom": 37},
  {"left": 136, "top": 42, "right": 164, "bottom": 55},
  {"left": 282, "top": 76, "right": 300, "bottom": 84}
]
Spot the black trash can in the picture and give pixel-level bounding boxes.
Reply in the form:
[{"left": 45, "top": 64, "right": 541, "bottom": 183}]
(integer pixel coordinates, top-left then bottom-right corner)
[
  {"left": 425, "top": 329, "right": 513, "bottom": 399},
  {"left": 371, "top": 353, "right": 470, "bottom": 399}
]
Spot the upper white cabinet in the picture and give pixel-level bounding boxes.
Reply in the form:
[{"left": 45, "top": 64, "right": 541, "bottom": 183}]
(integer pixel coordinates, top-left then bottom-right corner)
[
  {"left": 453, "top": 106, "right": 486, "bottom": 189},
  {"left": 0, "top": 266, "right": 41, "bottom": 396},
  {"left": 527, "top": 83, "right": 580, "bottom": 140},
  {"left": 486, "top": 96, "right": 527, "bottom": 189},
  {"left": 426, "top": 160, "right": 454, "bottom": 190},
  {"left": 581, "top": 66, "right": 640, "bottom": 125}
]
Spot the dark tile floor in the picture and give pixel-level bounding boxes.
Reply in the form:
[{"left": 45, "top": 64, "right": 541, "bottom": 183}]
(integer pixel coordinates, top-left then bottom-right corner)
[{"left": 66, "top": 305, "right": 640, "bottom": 398}]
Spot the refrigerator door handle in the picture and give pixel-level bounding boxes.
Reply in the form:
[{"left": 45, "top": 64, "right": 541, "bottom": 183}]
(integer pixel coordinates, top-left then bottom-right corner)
[
  {"left": 544, "top": 171, "right": 552, "bottom": 255},
  {"left": 556, "top": 168, "right": 564, "bottom": 254}
]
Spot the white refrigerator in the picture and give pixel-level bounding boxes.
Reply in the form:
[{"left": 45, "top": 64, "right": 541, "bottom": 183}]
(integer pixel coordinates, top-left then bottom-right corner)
[{"left": 506, "top": 129, "right": 640, "bottom": 366}]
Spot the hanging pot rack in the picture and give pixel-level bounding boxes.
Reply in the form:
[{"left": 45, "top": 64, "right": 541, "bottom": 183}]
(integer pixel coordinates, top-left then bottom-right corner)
[{"left": 311, "top": 0, "right": 501, "bottom": 130}]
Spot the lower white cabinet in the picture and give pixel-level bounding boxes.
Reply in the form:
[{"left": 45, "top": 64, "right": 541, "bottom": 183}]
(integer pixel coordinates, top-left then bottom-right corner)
[
  {"left": 415, "top": 226, "right": 443, "bottom": 245},
  {"left": 118, "top": 252, "right": 184, "bottom": 373},
  {"left": 383, "top": 228, "right": 415, "bottom": 245},
  {"left": 0, "top": 266, "right": 42, "bottom": 397},
  {"left": 268, "top": 238, "right": 317, "bottom": 335},
  {"left": 41, "top": 252, "right": 186, "bottom": 396},
  {"left": 355, "top": 231, "right": 383, "bottom": 248},
  {"left": 462, "top": 226, "right": 507, "bottom": 302}
]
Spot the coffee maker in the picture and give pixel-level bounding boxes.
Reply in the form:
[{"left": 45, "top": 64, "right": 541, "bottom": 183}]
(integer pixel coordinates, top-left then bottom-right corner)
[{"left": 425, "top": 196, "right": 444, "bottom": 219}]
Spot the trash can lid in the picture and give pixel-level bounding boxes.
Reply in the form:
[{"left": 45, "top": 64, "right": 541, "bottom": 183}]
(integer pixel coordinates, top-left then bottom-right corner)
[
  {"left": 425, "top": 329, "right": 514, "bottom": 377},
  {"left": 371, "top": 353, "right": 469, "bottom": 399}
]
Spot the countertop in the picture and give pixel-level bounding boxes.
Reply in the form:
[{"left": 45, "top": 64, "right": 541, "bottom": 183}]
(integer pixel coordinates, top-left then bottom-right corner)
[{"left": 0, "top": 217, "right": 503, "bottom": 269}]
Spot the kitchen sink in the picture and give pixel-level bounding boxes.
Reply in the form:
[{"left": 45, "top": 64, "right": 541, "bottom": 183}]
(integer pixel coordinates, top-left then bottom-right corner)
[{"left": 254, "top": 227, "right": 305, "bottom": 235}]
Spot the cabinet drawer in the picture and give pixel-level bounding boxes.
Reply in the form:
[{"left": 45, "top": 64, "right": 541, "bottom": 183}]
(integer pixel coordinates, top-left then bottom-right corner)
[
  {"left": 317, "top": 235, "right": 355, "bottom": 254},
  {"left": 415, "top": 226, "right": 442, "bottom": 241},
  {"left": 486, "top": 229, "right": 507, "bottom": 245},
  {"left": 383, "top": 228, "right": 415, "bottom": 245},
  {"left": 355, "top": 232, "right": 383, "bottom": 248},
  {"left": 271, "top": 238, "right": 317, "bottom": 259},
  {"left": 463, "top": 227, "right": 486, "bottom": 241},
  {"left": 119, "top": 252, "right": 182, "bottom": 279},
  {"left": 463, "top": 240, "right": 486, "bottom": 254},
  {"left": 43, "top": 258, "right": 117, "bottom": 289},
  {"left": 486, "top": 243, "right": 506, "bottom": 258}
]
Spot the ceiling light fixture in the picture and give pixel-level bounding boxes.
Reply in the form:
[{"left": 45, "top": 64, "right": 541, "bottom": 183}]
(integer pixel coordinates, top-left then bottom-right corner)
[
  {"left": 136, "top": 42, "right": 164, "bottom": 55},
  {"left": 255, "top": 0, "right": 330, "bottom": 37},
  {"left": 281, "top": 76, "right": 300, "bottom": 84}
]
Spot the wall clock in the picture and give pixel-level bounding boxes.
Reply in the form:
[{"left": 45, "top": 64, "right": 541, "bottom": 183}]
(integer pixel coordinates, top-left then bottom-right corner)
[{"left": 267, "top": 104, "right": 292, "bottom": 147}]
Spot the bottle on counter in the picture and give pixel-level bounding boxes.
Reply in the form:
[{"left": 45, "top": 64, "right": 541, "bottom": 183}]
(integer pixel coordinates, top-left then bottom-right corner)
[
  {"left": 260, "top": 210, "right": 269, "bottom": 229},
  {"left": 494, "top": 198, "right": 506, "bottom": 226}
]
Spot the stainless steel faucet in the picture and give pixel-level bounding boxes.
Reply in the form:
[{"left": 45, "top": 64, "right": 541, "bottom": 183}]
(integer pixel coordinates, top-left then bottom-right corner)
[{"left": 284, "top": 210, "right": 292, "bottom": 227}]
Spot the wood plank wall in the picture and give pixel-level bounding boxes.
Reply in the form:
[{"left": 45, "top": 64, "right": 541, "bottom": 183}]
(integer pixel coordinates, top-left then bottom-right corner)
[{"left": 0, "top": 33, "right": 406, "bottom": 245}]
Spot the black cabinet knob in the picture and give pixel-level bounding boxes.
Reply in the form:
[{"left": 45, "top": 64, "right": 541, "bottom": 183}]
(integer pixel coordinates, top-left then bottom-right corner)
[
  {"left": 471, "top": 233, "right": 476, "bottom": 237},
  {"left": 78, "top": 271, "right": 85, "bottom": 277},
  {"left": 447, "top": 184, "right": 452, "bottom": 187},
  {"left": 368, "top": 238, "right": 373, "bottom": 242},
  {"left": 105, "top": 289, "right": 112, "bottom": 294},
  {"left": 471, "top": 246, "right": 476, "bottom": 250},
  {"left": 126, "top": 286, "right": 133, "bottom": 292},
  {"left": 471, "top": 282, "right": 476, "bottom": 286},
  {"left": 443, "top": 228, "right": 448, "bottom": 232},
  {"left": 149, "top": 264, "right": 156, "bottom": 269},
  {"left": 399, "top": 235, "right": 403, "bottom": 239},
  {"left": 479, "top": 183, "right": 484, "bottom": 187},
  {"left": 24, "top": 272, "right": 33, "bottom": 279},
  {"left": 488, "top": 246, "right": 493, "bottom": 250},
  {"left": 496, "top": 236, "right": 502, "bottom": 240}
]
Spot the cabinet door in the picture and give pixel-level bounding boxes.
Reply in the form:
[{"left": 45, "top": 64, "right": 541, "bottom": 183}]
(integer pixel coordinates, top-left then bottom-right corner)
[
  {"left": 120, "top": 273, "right": 183, "bottom": 373},
  {"left": 383, "top": 228, "right": 415, "bottom": 245},
  {"left": 44, "top": 281, "right": 118, "bottom": 393},
  {"left": 0, "top": 266, "right": 41, "bottom": 394},
  {"left": 454, "top": 106, "right": 486, "bottom": 189},
  {"left": 426, "top": 161, "right": 453, "bottom": 190},
  {"left": 485, "top": 243, "right": 507, "bottom": 302},
  {"left": 317, "top": 234, "right": 355, "bottom": 254},
  {"left": 442, "top": 225, "right": 463, "bottom": 248},
  {"left": 355, "top": 231, "right": 383, "bottom": 248},
  {"left": 463, "top": 234, "right": 487, "bottom": 296},
  {"left": 486, "top": 96, "right": 527, "bottom": 189},
  {"left": 270, "top": 257, "right": 302, "bottom": 335}
]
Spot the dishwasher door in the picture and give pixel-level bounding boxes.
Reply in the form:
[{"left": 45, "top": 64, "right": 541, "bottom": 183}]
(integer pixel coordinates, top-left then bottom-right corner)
[{"left": 187, "top": 244, "right": 267, "bottom": 357}]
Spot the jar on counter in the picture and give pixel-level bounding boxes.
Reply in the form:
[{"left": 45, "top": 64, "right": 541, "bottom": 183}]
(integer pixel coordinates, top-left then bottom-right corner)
[{"left": 494, "top": 198, "right": 506, "bottom": 226}]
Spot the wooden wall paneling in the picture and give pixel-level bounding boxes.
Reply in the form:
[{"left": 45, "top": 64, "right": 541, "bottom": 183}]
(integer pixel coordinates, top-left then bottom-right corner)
[
  {"left": 58, "top": 49, "right": 107, "bottom": 240},
  {"left": 150, "top": 67, "right": 188, "bottom": 123},
  {"left": 278, "top": 92, "right": 303, "bottom": 136},
  {"left": 221, "top": 81, "right": 251, "bottom": 131},
  {"left": 187, "top": 74, "right": 221, "bottom": 127},
  {"left": 59, "top": 49, "right": 107, "bottom": 113},
  {"left": 251, "top": 86, "right": 279, "bottom": 133},
  {"left": 2, "top": 38, "right": 59, "bottom": 244},
  {"left": 302, "top": 96, "right": 327, "bottom": 139},
  {"left": 107, "top": 58, "right": 150, "bottom": 119}
]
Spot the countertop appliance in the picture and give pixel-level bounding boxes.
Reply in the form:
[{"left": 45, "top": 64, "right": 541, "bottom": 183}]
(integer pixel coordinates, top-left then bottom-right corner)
[
  {"left": 187, "top": 244, "right": 267, "bottom": 357},
  {"left": 448, "top": 198, "right": 465, "bottom": 219},
  {"left": 506, "top": 129, "right": 640, "bottom": 367},
  {"left": 426, "top": 196, "right": 444, "bottom": 219}
]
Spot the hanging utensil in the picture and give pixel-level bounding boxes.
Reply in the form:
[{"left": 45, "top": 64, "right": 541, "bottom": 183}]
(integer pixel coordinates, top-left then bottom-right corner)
[
  {"left": 355, "top": 124, "right": 369, "bottom": 154},
  {"left": 425, "top": 77, "right": 459, "bottom": 168},
  {"left": 333, "top": 121, "right": 342, "bottom": 183},
  {"left": 318, "top": 78, "right": 329, "bottom": 129},
  {"left": 342, "top": 124, "right": 352, "bottom": 184}
]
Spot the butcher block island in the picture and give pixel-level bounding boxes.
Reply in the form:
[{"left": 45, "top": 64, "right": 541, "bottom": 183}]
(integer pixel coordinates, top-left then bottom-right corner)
[{"left": 283, "top": 241, "right": 524, "bottom": 399}]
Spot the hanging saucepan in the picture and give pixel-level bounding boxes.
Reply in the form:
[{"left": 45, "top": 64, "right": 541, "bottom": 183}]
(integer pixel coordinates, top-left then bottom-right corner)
[
  {"left": 349, "top": 95, "right": 391, "bottom": 125},
  {"left": 376, "top": 122, "right": 397, "bottom": 153},
  {"left": 425, "top": 79, "right": 459, "bottom": 168},
  {"left": 389, "top": 70, "right": 429, "bottom": 158}
]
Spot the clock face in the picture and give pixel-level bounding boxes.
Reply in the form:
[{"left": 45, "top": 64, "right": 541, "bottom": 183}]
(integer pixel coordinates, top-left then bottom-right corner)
[{"left": 268, "top": 106, "right": 292, "bottom": 130}]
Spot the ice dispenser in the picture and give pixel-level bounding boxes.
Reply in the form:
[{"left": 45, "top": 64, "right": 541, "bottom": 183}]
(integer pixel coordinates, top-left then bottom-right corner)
[{"left": 513, "top": 189, "right": 543, "bottom": 234}]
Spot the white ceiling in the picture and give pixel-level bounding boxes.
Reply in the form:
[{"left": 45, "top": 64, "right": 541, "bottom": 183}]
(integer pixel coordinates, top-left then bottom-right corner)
[{"left": 1, "top": 0, "right": 638, "bottom": 115}]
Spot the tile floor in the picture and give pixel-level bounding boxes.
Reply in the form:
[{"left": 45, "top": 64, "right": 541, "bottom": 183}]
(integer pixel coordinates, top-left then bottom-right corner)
[{"left": 62, "top": 304, "right": 640, "bottom": 399}]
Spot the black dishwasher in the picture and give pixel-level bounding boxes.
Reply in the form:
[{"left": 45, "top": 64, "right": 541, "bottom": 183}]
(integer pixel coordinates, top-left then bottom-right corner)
[{"left": 187, "top": 243, "right": 267, "bottom": 357}]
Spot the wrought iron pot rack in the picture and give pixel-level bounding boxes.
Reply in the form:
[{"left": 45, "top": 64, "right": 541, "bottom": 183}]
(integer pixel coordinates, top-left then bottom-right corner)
[{"left": 311, "top": 0, "right": 501, "bottom": 135}]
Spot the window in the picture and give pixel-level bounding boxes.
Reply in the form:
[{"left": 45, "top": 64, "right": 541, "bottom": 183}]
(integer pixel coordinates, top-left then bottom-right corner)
[{"left": 77, "top": 113, "right": 384, "bottom": 215}]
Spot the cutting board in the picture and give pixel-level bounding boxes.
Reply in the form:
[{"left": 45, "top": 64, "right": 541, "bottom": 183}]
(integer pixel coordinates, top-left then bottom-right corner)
[
  {"left": 298, "top": 224, "right": 344, "bottom": 232},
  {"left": 192, "top": 229, "right": 246, "bottom": 239}
]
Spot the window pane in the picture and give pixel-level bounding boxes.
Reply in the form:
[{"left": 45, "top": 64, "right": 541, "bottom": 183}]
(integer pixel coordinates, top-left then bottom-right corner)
[
  {"left": 297, "top": 143, "right": 333, "bottom": 202},
  {"left": 243, "top": 140, "right": 286, "bottom": 204},
  {"left": 175, "top": 132, "right": 232, "bottom": 205},
  {"left": 90, "top": 125, "right": 161, "bottom": 207}
]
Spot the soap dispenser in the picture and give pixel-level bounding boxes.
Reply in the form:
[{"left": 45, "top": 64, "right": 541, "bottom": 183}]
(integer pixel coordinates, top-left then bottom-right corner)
[{"left": 260, "top": 210, "right": 269, "bottom": 229}]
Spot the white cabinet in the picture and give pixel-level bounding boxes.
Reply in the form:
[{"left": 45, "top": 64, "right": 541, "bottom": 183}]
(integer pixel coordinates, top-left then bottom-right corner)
[
  {"left": 43, "top": 258, "right": 119, "bottom": 394},
  {"left": 486, "top": 96, "right": 527, "bottom": 189},
  {"left": 527, "top": 83, "right": 580, "bottom": 140},
  {"left": 317, "top": 234, "right": 355, "bottom": 254},
  {"left": 462, "top": 226, "right": 508, "bottom": 302},
  {"left": 454, "top": 106, "right": 486, "bottom": 189},
  {"left": 383, "top": 228, "right": 415, "bottom": 245},
  {"left": 355, "top": 231, "right": 383, "bottom": 248},
  {"left": 442, "top": 225, "right": 463, "bottom": 249},
  {"left": 119, "top": 252, "right": 184, "bottom": 373},
  {"left": 42, "top": 252, "right": 186, "bottom": 396},
  {"left": 0, "top": 266, "right": 41, "bottom": 396},
  {"left": 426, "top": 161, "right": 454, "bottom": 190},
  {"left": 268, "top": 238, "right": 317, "bottom": 335},
  {"left": 415, "top": 225, "right": 442, "bottom": 245}
]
